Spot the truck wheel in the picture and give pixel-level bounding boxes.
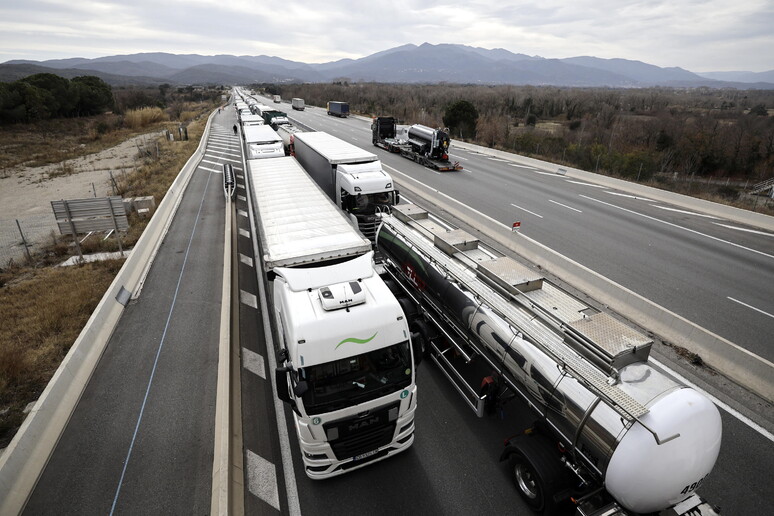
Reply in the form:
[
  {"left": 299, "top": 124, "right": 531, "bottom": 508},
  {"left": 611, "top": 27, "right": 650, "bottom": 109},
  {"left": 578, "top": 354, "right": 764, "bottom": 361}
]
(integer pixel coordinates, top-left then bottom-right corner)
[
  {"left": 410, "top": 319, "right": 435, "bottom": 358},
  {"left": 507, "top": 436, "right": 569, "bottom": 515}
]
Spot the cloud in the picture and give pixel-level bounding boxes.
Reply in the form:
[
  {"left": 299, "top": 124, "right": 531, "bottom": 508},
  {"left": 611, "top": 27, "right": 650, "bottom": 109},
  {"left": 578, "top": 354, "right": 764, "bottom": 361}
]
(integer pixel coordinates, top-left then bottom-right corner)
[{"left": 1, "top": 0, "right": 772, "bottom": 71}]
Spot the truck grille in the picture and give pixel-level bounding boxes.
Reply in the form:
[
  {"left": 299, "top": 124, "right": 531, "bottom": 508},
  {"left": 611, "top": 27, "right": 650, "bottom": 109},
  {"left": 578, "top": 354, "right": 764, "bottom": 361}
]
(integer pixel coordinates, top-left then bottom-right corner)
[{"left": 324, "top": 402, "right": 399, "bottom": 460}]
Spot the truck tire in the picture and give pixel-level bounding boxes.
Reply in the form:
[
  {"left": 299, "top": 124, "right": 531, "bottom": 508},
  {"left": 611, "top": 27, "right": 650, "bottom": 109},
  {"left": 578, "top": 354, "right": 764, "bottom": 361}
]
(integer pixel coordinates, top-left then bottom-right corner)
[
  {"left": 506, "top": 435, "right": 570, "bottom": 516},
  {"left": 410, "top": 319, "right": 435, "bottom": 359},
  {"left": 397, "top": 296, "right": 417, "bottom": 321}
]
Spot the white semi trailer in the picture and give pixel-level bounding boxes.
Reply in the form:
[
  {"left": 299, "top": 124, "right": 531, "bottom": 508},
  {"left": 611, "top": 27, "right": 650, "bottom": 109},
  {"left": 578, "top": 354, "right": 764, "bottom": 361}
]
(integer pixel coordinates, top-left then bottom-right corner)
[
  {"left": 247, "top": 157, "right": 418, "bottom": 478},
  {"left": 375, "top": 205, "right": 722, "bottom": 516},
  {"left": 293, "top": 131, "right": 399, "bottom": 241},
  {"left": 242, "top": 125, "right": 284, "bottom": 159}
]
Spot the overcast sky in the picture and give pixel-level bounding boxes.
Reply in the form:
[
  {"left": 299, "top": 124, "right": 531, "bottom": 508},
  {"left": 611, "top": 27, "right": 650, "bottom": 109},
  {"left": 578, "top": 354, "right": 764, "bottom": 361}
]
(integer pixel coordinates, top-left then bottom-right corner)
[{"left": 1, "top": 0, "right": 772, "bottom": 72}]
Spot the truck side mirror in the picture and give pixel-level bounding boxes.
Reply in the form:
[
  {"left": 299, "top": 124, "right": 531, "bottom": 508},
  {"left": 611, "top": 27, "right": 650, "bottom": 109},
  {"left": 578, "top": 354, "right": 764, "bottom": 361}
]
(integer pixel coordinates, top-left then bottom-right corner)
[
  {"left": 394, "top": 190, "right": 400, "bottom": 205},
  {"left": 293, "top": 380, "right": 308, "bottom": 397},
  {"left": 275, "top": 367, "right": 293, "bottom": 405}
]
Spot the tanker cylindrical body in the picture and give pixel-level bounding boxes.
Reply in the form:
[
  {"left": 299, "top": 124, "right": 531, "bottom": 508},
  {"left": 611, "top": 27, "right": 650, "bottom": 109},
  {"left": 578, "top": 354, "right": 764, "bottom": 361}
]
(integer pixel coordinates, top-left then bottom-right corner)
[
  {"left": 407, "top": 124, "right": 451, "bottom": 160},
  {"left": 376, "top": 222, "right": 721, "bottom": 513}
]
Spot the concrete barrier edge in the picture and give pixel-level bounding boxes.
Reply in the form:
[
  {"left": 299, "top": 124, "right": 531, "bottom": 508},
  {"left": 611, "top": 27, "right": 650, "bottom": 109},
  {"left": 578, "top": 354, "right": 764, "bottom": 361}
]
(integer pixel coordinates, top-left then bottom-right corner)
[
  {"left": 396, "top": 176, "right": 773, "bottom": 402},
  {"left": 0, "top": 110, "right": 217, "bottom": 515},
  {"left": 211, "top": 195, "right": 232, "bottom": 516}
]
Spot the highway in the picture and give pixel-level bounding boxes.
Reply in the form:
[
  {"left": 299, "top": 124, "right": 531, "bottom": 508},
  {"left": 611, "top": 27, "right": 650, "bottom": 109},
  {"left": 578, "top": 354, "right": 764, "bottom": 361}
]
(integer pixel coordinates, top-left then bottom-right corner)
[
  {"left": 21, "top": 112, "right": 238, "bottom": 514},
  {"left": 282, "top": 103, "right": 774, "bottom": 362},
  {"left": 235, "top": 96, "right": 772, "bottom": 515}
]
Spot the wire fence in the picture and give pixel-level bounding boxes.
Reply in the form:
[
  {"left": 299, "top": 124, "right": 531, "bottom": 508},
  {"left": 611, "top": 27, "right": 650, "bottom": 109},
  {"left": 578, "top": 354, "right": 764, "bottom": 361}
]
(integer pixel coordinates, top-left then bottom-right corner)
[{"left": 0, "top": 214, "right": 59, "bottom": 268}]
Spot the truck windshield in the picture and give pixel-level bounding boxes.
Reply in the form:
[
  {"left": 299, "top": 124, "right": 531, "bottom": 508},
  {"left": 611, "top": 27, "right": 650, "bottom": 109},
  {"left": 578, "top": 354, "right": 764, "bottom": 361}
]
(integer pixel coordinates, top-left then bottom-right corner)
[
  {"left": 299, "top": 341, "right": 412, "bottom": 415},
  {"left": 346, "top": 192, "right": 394, "bottom": 214}
]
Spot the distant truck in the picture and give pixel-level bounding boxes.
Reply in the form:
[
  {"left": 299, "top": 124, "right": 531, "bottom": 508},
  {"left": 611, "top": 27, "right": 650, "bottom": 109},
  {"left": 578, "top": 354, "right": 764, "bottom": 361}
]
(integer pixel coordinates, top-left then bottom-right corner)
[
  {"left": 242, "top": 125, "right": 284, "bottom": 159},
  {"left": 273, "top": 95, "right": 281, "bottom": 103},
  {"left": 372, "top": 116, "right": 462, "bottom": 172},
  {"left": 291, "top": 98, "right": 305, "bottom": 111},
  {"left": 246, "top": 156, "right": 417, "bottom": 478},
  {"left": 327, "top": 101, "right": 349, "bottom": 117},
  {"left": 240, "top": 114, "right": 265, "bottom": 126},
  {"left": 293, "top": 131, "right": 398, "bottom": 241},
  {"left": 260, "top": 109, "right": 290, "bottom": 130}
]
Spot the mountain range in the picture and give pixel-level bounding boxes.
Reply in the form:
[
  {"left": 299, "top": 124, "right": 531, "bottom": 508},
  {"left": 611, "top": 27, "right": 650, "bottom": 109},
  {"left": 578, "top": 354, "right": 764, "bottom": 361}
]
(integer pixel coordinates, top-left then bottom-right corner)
[{"left": 2, "top": 43, "right": 773, "bottom": 89}]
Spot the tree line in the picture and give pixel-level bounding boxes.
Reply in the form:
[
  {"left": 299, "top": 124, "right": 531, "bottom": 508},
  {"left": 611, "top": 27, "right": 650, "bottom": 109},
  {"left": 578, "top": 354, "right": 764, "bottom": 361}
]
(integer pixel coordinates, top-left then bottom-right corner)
[
  {"left": 0, "top": 73, "right": 115, "bottom": 124},
  {"left": 265, "top": 82, "right": 774, "bottom": 182}
]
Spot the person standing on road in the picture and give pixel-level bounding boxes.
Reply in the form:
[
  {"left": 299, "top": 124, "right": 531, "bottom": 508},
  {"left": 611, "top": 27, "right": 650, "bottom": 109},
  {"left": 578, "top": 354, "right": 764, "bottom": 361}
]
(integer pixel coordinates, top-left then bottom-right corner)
[{"left": 233, "top": 124, "right": 238, "bottom": 135}]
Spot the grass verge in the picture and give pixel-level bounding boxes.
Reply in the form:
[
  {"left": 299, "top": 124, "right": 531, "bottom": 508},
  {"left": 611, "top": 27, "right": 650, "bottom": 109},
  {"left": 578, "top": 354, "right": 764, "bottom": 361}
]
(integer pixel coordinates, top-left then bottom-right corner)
[{"left": 0, "top": 102, "right": 215, "bottom": 448}]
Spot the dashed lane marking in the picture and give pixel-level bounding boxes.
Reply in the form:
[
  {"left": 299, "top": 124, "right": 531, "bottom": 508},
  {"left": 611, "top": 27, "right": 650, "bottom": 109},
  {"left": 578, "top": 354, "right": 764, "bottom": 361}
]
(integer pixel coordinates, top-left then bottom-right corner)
[
  {"left": 246, "top": 450, "right": 280, "bottom": 510},
  {"left": 239, "top": 228, "right": 250, "bottom": 238},
  {"left": 240, "top": 290, "right": 257, "bottom": 309},
  {"left": 237, "top": 194, "right": 246, "bottom": 201},
  {"left": 242, "top": 347, "right": 266, "bottom": 379},
  {"left": 240, "top": 253, "right": 253, "bottom": 267},
  {"left": 238, "top": 209, "right": 248, "bottom": 217}
]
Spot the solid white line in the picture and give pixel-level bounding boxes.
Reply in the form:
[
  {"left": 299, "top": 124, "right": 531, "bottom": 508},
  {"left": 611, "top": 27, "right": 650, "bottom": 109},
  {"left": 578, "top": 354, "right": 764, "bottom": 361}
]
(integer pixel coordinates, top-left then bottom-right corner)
[
  {"left": 728, "top": 297, "right": 774, "bottom": 319},
  {"left": 565, "top": 180, "right": 607, "bottom": 188},
  {"left": 605, "top": 191, "right": 656, "bottom": 201},
  {"left": 650, "top": 205, "right": 721, "bottom": 219},
  {"left": 580, "top": 195, "right": 774, "bottom": 261},
  {"left": 549, "top": 199, "right": 582, "bottom": 213},
  {"left": 400, "top": 173, "right": 774, "bottom": 441},
  {"left": 242, "top": 347, "right": 265, "bottom": 379},
  {"left": 448, "top": 154, "right": 468, "bottom": 161},
  {"left": 384, "top": 164, "right": 510, "bottom": 230},
  {"left": 199, "top": 166, "right": 223, "bottom": 174},
  {"left": 649, "top": 357, "right": 774, "bottom": 443},
  {"left": 713, "top": 223, "right": 774, "bottom": 237},
  {"left": 246, "top": 450, "right": 280, "bottom": 510},
  {"left": 510, "top": 203, "right": 543, "bottom": 218},
  {"left": 487, "top": 157, "right": 510, "bottom": 162}
]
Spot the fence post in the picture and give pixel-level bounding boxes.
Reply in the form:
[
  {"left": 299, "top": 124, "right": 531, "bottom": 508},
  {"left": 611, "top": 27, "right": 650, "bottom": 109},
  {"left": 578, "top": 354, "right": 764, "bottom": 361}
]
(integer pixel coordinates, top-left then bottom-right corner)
[
  {"left": 61, "top": 200, "right": 84, "bottom": 262},
  {"left": 15, "top": 219, "right": 32, "bottom": 263}
]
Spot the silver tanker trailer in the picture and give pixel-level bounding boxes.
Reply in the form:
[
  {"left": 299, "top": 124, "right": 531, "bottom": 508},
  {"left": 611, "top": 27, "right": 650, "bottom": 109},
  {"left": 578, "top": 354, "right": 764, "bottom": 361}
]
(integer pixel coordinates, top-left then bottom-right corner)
[{"left": 375, "top": 205, "right": 722, "bottom": 516}]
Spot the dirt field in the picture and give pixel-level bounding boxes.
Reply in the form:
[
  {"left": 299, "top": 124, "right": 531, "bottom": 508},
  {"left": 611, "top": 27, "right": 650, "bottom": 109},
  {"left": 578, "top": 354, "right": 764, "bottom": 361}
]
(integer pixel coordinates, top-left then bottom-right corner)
[{"left": 0, "top": 132, "right": 161, "bottom": 265}]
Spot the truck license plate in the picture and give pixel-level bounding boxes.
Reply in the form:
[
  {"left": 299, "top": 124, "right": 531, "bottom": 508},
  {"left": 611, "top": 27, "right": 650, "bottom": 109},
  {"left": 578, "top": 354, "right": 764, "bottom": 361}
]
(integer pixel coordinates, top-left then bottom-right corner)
[{"left": 353, "top": 449, "right": 379, "bottom": 461}]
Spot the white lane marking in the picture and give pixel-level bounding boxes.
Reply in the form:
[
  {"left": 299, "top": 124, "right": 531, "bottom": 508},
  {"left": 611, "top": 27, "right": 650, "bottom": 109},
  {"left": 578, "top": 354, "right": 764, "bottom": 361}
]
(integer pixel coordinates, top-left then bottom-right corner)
[
  {"left": 728, "top": 297, "right": 774, "bottom": 319},
  {"left": 510, "top": 203, "right": 543, "bottom": 218},
  {"left": 460, "top": 167, "right": 473, "bottom": 174},
  {"left": 242, "top": 347, "right": 265, "bottom": 379},
  {"left": 240, "top": 290, "right": 257, "bottom": 309},
  {"left": 237, "top": 194, "right": 246, "bottom": 201},
  {"left": 238, "top": 209, "right": 247, "bottom": 217},
  {"left": 605, "top": 191, "right": 656, "bottom": 201},
  {"left": 237, "top": 184, "right": 245, "bottom": 190},
  {"left": 487, "top": 157, "right": 510, "bottom": 162},
  {"left": 205, "top": 150, "right": 242, "bottom": 159},
  {"left": 448, "top": 154, "right": 468, "bottom": 161},
  {"left": 509, "top": 163, "right": 537, "bottom": 170},
  {"left": 580, "top": 195, "right": 774, "bottom": 261},
  {"left": 549, "top": 199, "right": 582, "bottom": 213},
  {"left": 565, "top": 180, "right": 607, "bottom": 188},
  {"left": 239, "top": 228, "right": 250, "bottom": 238},
  {"left": 202, "top": 158, "right": 242, "bottom": 167},
  {"left": 649, "top": 357, "right": 774, "bottom": 443},
  {"left": 246, "top": 450, "right": 280, "bottom": 510},
  {"left": 110, "top": 170, "right": 215, "bottom": 514},
  {"left": 239, "top": 253, "right": 253, "bottom": 267},
  {"left": 534, "top": 170, "right": 560, "bottom": 176},
  {"left": 199, "top": 166, "right": 223, "bottom": 174},
  {"left": 650, "top": 205, "right": 721, "bottom": 219},
  {"left": 713, "top": 223, "right": 774, "bottom": 237},
  {"left": 384, "top": 164, "right": 510, "bottom": 231},
  {"left": 237, "top": 174, "right": 244, "bottom": 179}
]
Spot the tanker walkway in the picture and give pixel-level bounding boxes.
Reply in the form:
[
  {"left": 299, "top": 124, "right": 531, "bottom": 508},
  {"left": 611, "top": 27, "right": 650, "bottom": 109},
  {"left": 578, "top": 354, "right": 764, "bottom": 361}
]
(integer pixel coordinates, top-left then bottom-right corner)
[{"left": 24, "top": 110, "right": 242, "bottom": 515}]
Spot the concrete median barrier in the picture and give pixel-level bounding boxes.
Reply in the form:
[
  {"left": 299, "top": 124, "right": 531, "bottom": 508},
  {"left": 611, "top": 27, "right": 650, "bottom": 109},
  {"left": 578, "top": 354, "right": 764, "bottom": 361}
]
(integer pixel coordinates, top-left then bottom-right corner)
[{"left": 0, "top": 109, "right": 217, "bottom": 515}]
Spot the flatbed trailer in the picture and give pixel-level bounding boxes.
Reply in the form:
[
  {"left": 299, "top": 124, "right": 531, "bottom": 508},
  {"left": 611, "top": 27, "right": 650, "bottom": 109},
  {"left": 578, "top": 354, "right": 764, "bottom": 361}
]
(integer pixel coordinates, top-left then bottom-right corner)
[{"left": 372, "top": 117, "right": 462, "bottom": 171}]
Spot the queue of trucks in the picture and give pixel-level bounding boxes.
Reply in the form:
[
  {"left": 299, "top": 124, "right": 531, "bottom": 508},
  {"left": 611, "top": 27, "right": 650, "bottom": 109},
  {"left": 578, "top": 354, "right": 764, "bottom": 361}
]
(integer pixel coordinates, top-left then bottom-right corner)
[
  {"left": 232, "top": 88, "right": 721, "bottom": 515},
  {"left": 234, "top": 88, "right": 417, "bottom": 478}
]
